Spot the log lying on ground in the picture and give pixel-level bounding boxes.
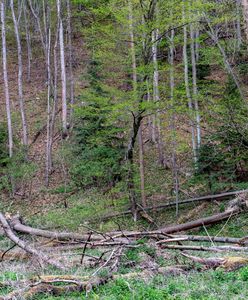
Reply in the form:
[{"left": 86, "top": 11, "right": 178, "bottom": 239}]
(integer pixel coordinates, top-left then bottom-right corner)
[
  {"left": 181, "top": 253, "right": 248, "bottom": 271},
  {"left": 156, "top": 235, "right": 248, "bottom": 245},
  {"left": 161, "top": 244, "right": 248, "bottom": 252},
  {"left": 1, "top": 193, "right": 247, "bottom": 246},
  {"left": 100, "top": 189, "right": 248, "bottom": 220},
  {"left": 0, "top": 213, "right": 65, "bottom": 270},
  {"left": 0, "top": 276, "right": 110, "bottom": 300}
]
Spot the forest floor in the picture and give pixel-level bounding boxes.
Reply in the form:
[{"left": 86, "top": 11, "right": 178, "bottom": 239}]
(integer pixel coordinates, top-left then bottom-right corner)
[{"left": 0, "top": 190, "right": 248, "bottom": 299}]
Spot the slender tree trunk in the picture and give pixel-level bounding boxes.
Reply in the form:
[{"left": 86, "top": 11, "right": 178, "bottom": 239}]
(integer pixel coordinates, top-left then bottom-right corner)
[
  {"left": 45, "top": 3, "right": 52, "bottom": 187},
  {"left": 205, "top": 15, "right": 245, "bottom": 100},
  {"left": 190, "top": 23, "right": 201, "bottom": 151},
  {"left": 1, "top": 1, "right": 13, "bottom": 158},
  {"left": 10, "top": 0, "right": 28, "bottom": 151},
  {"left": 242, "top": 0, "right": 248, "bottom": 41},
  {"left": 67, "top": 0, "right": 74, "bottom": 124},
  {"left": 152, "top": 28, "right": 165, "bottom": 167},
  {"left": 57, "top": 0, "right": 68, "bottom": 138},
  {"left": 183, "top": 2, "right": 197, "bottom": 164},
  {"left": 169, "top": 29, "right": 179, "bottom": 217},
  {"left": 236, "top": 0, "right": 242, "bottom": 49},
  {"left": 23, "top": 0, "right": 32, "bottom": 82},
  {"left": 28, "top": 0, "right": 45, "bottom": 53}
]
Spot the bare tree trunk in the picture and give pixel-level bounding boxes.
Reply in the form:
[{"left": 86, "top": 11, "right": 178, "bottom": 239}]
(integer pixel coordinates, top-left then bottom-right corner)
[
  {"left": 183, "top": 1, "right": 197, "bottom": 164},
  {"left": 205, "top": 15, "right": 245, "bottom": 100},
  {"left": 45, "top": 13, "right": 51, "bottom": 187},
  {"left": 168, "top": 29, "right": 179, "bottom": 217},
  {"left": 1, "top": 1, "right": 13, "bottom": 158},
  {"left": 10, "top": 0, "right": 28, "bottom": 151},
  {"left": 138, "top": 125, "right": 146, "bottom": 207},
  {"left": 57, "top": 0, "right": 68, "bottom": 138},
  {"left": 152, "top": 28, "right": 165, "bottom": 167},
  {"left": 190, "top": 23, "right": 201, "bottom": 151},
  {"left": 28, "top": 0, "right": 45, "bottom": 53},
  {"left": 242, "top": 0, "right": 248, "bottom": 41},
  {"left": 23, "top": 0, "right": 32, "bottom": 82},
  {"left": 236, "top": 0, "right": 242, "bottom": 49},
  {"left": 67, "top": 0, "right": 74, "bottom": 124}
]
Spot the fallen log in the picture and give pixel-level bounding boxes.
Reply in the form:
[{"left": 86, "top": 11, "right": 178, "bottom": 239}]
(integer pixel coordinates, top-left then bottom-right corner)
[
  {"left": 181, "top": 253, "right": 248, "bottom": 271},
  {"left": 8, "top": 215, "right": 100, "bottom": 242},
  {"left": 2, "top": 193, "right": 247, "bottom": 246},
  {"left": 156, "top": 235, "right": 248, "bottom": 245},
  {"left": 100, "top": 189, "right": 248, "bottom": 220},
  {"left": 160, "top": 244, "right": 248, "bottom": 252},
  {"left": 0, "top": 213, "right": 65, "bottom": 270}
]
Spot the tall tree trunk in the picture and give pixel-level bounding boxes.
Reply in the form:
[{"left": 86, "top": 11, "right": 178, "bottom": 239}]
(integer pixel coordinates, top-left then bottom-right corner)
[
  {"left": 67, "top": 0, "right": 74, "bottom": 124},
  {"left": 1, "top": 1, "right": 13, "bottom": 158},
  {"left": 57, "top": 0, "right": 68, "bottom": 138},
  {"left": 44, "top": 1, "right": 52, "bottom": 186},
  {"left": 190, "top": 23, "right": 201, "bottom": 151},
  {"left": 242, "top": 0, "right": 248, "bottom": 41},
  {"left": 183, "top": 1, "right": 197, "bottom": 164},
  {"left": 152, "top": 28, "right": 165, "bottom": 167},
  {"left": 236, "top": 0, "right": 242, "bottom": 49},
  {"left": 169, "top": 29, "right": 179, "bottom": 217},
  {"left": 45, "top": 28, "right": 51, "bottom": 187},
  {"left": 23, "top": 0, "right": 32, "bottom": 83},
  {"left": 10, "top": 0, "right": 28, "bottom": 151}
]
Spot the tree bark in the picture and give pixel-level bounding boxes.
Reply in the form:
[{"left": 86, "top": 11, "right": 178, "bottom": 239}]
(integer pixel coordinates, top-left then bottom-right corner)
[
  {"left": 1, "top": 0, "right": 13, "bottom": 158},
  {"left": 183, "top": 1, "right": 197, "bottom": 164},
  {"left": 0, "top": 213, "right": 65, "bottom": 270},
  {"left": 10, "top": 0, "right": 29, "bottom": 150},
  {"left": 168, "top": 28, "right": 180, "bottom": 216},
  {"left": 23, "top": 0, "right": 32, "bottom": 82},
  {"left": 190, "top": 23, "right": 201, "bottom": 150},
  {"left": 67, "top": 0, "right": 74, "bottom": 123},
  {"left": 57, "top": 0, "right": 68, "bottom": 138}
]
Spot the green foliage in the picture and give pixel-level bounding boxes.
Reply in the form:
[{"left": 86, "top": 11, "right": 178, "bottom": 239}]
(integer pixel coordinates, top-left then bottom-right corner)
[
  {"left": 70, "top": 59, "right": 125, "bottom": 189},
  {"left": 0, "top": 123, "right": 9, "bottom": 167},
  {"left": 0, "top": 150, "right": 37, "bottom": 193}
]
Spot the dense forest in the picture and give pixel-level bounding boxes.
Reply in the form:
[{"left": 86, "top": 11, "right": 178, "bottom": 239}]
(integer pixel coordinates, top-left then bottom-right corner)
[{"left": 0, "top": 0, "right": 248, "bottom": 299}]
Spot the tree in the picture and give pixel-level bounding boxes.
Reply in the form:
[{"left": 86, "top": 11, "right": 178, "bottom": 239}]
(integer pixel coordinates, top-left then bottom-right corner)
[
  {"left": 1, "top": 0, "right": 13, "bottom": 158},
  {"left": 10, "top": 0, "right": 29, "bottom": 150}
]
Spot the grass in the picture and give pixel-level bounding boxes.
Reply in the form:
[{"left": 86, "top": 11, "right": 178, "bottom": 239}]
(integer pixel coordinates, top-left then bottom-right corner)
[{"left": 2, "top": 266, "right": 246, "bottom": 300}]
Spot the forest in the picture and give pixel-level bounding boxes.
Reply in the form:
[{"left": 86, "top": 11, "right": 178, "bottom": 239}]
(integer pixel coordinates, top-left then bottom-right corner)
[{"left": 0, "top": 0, "right": 248, "bottom": 299}]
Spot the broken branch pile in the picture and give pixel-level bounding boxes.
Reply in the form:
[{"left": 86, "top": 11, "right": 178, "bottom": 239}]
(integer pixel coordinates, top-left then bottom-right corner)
[{"left": 0, "top": 193, "right": 247, "bottom": 299}]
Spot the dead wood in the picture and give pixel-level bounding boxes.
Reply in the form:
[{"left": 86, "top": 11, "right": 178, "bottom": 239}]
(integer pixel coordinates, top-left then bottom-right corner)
[
  {"left": 100, "top": 189, "right": 248, "bottom": 221},
  {"left": 181, "top": 253, "right": 248, "bottom": 270},
  {"left": 160, "top": 244, "right": 248, "bottom": 252},
  {"left": 156, "top": 235, "right": 248, "bottom": 245},
  {"left": 0, "top": 213, "right": 65, "bottom": 270}
]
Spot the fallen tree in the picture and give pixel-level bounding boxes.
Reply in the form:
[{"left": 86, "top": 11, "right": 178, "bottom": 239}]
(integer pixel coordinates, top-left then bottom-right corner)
[
  {"left": 1, "top": 192, "right": 247, "bottom": 244},
  {"left": 100, "top": 189, "right": 248, "bottom": 221},
  {"left": 0, "top": 213, "right": 65, "bottom": 270}
]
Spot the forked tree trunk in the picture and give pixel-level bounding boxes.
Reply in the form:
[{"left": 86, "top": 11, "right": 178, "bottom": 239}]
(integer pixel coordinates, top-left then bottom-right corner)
[
  {"left": 10, "top": 0, "right": 28, "bottom": 150},
  {"left": 1, "top": 1, "right": 13, "bottom": 158}
]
